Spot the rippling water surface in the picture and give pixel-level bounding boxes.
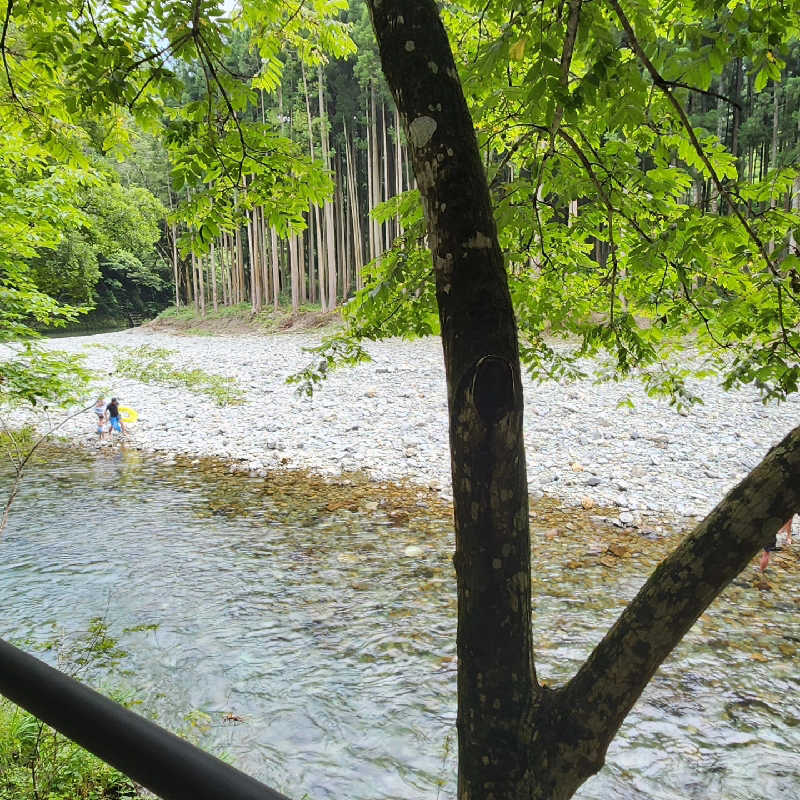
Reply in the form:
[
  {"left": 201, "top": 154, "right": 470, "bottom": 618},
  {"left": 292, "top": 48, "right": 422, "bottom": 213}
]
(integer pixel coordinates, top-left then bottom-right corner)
[{"left": 1, "top": 448, "right": 798, "bottom": 799}]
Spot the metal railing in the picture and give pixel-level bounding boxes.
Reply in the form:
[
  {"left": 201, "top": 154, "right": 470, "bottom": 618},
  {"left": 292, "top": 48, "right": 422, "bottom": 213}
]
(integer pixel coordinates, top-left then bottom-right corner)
[{"left": 0, "top": 638, "right": 292, "bottom": 800}]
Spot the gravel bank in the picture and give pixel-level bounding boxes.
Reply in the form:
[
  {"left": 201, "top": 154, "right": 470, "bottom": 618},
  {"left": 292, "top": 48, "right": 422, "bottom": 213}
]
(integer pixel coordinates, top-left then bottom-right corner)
[{"left": 8, "top": 328, "right": 799, "bottom": 522}]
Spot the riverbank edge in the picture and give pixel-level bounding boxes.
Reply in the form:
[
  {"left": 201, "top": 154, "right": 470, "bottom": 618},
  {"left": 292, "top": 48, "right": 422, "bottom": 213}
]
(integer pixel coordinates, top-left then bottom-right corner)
[{"left": 10, "top": 428, "right": 692, "bottom": 550}]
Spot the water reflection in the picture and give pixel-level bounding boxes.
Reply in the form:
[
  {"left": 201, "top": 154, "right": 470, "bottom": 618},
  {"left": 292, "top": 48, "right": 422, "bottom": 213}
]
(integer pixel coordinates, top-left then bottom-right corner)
[{"left": 1, "top": 448, "right": 798, "bottom": 799}]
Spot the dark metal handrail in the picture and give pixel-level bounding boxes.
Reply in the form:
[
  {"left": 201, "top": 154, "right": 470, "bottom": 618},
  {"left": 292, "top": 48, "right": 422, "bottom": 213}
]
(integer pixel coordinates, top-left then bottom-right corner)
[{"left": 0, "top": 638, "right": 291, "bottom": 800}]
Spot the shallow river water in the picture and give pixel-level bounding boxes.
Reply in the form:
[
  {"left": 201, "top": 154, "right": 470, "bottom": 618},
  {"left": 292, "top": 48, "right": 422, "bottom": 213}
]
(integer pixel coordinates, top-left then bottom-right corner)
[{"left": 1, "top": 448, "right": 798, "bottom": 799}]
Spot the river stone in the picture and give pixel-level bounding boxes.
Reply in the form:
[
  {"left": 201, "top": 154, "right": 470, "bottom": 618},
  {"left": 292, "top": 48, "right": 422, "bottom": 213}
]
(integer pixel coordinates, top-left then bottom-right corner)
[{"left": 10, "top": 328, "right": 799, "bottom": 523}]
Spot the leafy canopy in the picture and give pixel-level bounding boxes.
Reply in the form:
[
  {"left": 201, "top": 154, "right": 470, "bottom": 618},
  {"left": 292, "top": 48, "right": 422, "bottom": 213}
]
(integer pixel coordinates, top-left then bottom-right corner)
[{"left": 308, "top": 0, "right": 800, "bottom": 407}]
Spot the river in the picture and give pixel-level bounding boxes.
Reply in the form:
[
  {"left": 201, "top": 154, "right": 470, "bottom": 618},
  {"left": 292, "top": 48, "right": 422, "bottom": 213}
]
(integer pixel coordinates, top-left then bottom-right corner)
[{"left": 1, "top": 447, "right": 798, "bottom": 799}]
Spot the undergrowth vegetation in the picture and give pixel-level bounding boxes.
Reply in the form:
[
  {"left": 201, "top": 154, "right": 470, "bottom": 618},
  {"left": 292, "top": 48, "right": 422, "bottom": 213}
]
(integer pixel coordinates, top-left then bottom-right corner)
[
  {"left": 113, "top": 345, "right": 242, "bottom": 406},
  {"left": 0, "top": 702, "right": 139, "bottom": 800},
  {"left": 0, "top": 619, "right": 141, "bottom": 800}
]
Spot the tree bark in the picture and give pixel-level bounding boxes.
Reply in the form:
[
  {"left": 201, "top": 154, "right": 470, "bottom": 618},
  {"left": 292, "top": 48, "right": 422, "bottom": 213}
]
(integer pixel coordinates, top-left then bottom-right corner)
[
  {"left": 170, "top": 223, "right": 180, "bottom": 308},
  {"left": 270, "top": 226, "right": 280, "bottom": 310},
  {"left": 394, "top": 104, "right": 403, "bottom": 235},
  {"left": 381, "top": 99, "right": 391, "bottom": 249},
  {"left": 370, "top": 81, "right": 382, "bottom": 260},
  {"left": 289, "top": 234, "right": 299, "bottom": 313},
  {"left": 344, "top": 120, "right": 363, "bottom": 292},
  {"left": 366, "top": 3, "right": 536, "bottom": 796},
  {"left": 366, "top": 1, "right": 800, "bottom": 798},
  {"left": 318, "top": 66, "right": 337, "bottom": 309},
  {"left": 210, "top": 239, "right": 218, "bottom": 312}
]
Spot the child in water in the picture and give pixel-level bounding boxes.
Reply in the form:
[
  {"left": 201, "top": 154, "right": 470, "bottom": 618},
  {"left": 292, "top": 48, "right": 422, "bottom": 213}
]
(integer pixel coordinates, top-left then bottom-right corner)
[
  {"left": 106, "top": 397, "right": 126, "bottom": 437},
  {"left": 93, "top": 397, "right": 108, "bottom": 441},
  {"left": 760, "top": 517, "right": 794, "bottom": 572}
]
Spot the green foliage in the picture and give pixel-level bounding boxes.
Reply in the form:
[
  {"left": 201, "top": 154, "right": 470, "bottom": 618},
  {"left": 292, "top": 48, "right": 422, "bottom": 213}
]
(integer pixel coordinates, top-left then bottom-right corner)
[
  {"left": 286, "top": 337, "right": 372, "bottom": 396},
  {"left": 1, "top": 0, "right": 798, "bottom": 407},
  {"left": 113, "top": 345, "right": 243, "bottom": 405},
  {"left": 0, "top": 700, "right": 139, "bottom": 800},
  {"left": 0, "top": 345, "right": 90, "bottom": 410},
  {"left": 344, "top": 192, "right": 438, "bottom": 338},
  {"left": 0, "top": 0, "right": 355, "bottom": 408},
  {"left": 450, "top": 0, "right": 800, "bottom": 402},
  {"left": 29, "top": 180, "right": 168, "bottom": 315},
  {"left": 287, "top": 190, "right": 436, "bottom": 391},
  {"left": 0, "top": 620, "right": 146, "bottom": 800},
  {"left": 319, "top": 0, "right": 800, "bottom": 405}
]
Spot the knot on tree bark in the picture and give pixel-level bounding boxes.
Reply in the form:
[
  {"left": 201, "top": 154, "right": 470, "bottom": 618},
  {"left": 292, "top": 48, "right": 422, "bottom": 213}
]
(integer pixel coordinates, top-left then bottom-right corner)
[{"left": 471, "top": 356, "right": 515, "bottom": 424}]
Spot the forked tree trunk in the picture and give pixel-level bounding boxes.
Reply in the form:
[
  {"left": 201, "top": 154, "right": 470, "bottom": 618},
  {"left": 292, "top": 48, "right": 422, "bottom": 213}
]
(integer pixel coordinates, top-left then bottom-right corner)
[{"left": 366, "top": 2, "right": 800, "bottom": 799}]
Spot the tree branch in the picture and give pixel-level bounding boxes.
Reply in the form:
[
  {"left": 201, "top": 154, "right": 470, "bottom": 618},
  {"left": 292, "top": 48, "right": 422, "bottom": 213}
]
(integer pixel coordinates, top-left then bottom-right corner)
[
  {"left": 1, "top": 0, "right": 18, "bottom": 102},
  {"left": 1, "top": 403, "right": 94, "bottom": 535},
  {"left": 557, "top": 422, "right": 800, "bottom": 777},
  {"left": 664, "top": 79, "right": 742, "bottom": 111},
  {"left": 606, "top": 0, "right": 800, "bottom": 355},
  {"left": 549, "top": 0, "right": 583, "bottom": 144}
]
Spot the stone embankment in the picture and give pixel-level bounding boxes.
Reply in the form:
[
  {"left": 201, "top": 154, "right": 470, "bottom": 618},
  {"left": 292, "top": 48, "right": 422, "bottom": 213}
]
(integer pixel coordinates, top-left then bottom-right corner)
[{"left": 10, "top": 328, "right": 800, "bottom": 526}]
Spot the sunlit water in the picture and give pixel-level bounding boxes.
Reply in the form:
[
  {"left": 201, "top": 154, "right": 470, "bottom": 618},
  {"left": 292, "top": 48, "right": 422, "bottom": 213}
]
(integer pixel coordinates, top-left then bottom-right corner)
[{"left": 1, "top": 448, "right": 798, "bottom": 799}]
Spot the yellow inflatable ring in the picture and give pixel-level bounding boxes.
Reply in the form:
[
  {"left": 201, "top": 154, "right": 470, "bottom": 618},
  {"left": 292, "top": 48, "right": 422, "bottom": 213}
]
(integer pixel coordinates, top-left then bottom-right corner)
[{"left": 118, "top": 406, "right": 138, "bottom": 423}]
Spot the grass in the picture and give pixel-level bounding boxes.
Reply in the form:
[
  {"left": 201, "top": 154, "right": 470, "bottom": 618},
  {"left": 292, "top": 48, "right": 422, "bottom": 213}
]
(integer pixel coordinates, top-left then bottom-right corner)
[
  {"left": 0, "top": 619, "right": 141, "bottom": 800},
  {"left": 0, "top": 700, "right": 140, "bottom": 800},
  {"left": 151, "top": 301, "right": 341, "bottom": 336},
  {"left": 113, "top": 345, "right": 243, "bottom": 406}
]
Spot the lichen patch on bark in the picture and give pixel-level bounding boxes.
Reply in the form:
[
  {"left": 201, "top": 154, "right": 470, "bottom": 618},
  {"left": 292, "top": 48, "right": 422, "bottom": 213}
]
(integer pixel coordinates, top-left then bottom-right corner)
[{"left": 409, "top": 115, "right": 437, "bottom": 147}]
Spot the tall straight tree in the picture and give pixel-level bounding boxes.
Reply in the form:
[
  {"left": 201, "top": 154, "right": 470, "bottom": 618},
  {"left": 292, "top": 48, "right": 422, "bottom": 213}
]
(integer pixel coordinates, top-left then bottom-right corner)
[
  {"left": 365, "top": 1, "right": 800, "bottom": 798},
  {"left": 318, "top": 65, "right": 338, "bottom": 309}
]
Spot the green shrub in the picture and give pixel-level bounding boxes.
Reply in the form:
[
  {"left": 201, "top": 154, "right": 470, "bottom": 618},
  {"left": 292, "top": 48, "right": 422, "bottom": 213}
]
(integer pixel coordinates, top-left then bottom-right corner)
[
  {"left": 0, "top": 700, "right": 140, "bottom": 800},
  {"left": 113, "top": 345, "right": 243, "bottom": 406},
  {"left": 0, "top": 619, "right": 142, "bottom": 799}
]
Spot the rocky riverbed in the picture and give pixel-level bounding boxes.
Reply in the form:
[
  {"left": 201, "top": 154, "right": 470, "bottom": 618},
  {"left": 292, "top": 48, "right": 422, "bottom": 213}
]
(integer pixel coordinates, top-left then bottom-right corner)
[{"left": 7, "top": 327, "right": 800, "bottom": 524}]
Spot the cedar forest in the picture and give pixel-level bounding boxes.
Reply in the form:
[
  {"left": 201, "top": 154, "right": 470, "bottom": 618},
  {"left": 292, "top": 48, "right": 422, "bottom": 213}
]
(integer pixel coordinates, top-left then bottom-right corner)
[{"left": 2, "top": 0, "right": 800, "bottom": 799}]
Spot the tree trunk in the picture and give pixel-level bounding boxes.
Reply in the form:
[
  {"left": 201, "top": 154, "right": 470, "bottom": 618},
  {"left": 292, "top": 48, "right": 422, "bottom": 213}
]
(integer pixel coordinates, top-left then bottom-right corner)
[
  {"left": 302, "top": 63, "right": 326, "bottom": 311},
  {"left": 271, "top": 227, "right": 280, "bottom": 310},
  {"left": 289, "top": 234, "right": 299, "bottom": 313},
  {"left": 210, "top": 239, "right": 218, "bottom": 312},
  {"left": 366, "top": 4, "right": 536, "bottom": 795},
  {"left": 221, "top": 233, "right": 230, "bottom": 307},
  {"left": 370, "top": 82, "right": 381, "bottom": 260},
  {"left": 246, "top": 206, "right": 259, "bottom": 313},
  {"left": 197, "top": 249, "right": 205, "bottom": 317},
  {"left": 731, "top": 57, "right": 742, "bottom": 172},
  {"left": 381, "top": 99, "right": 391, "bottom": 249},
  {"left": 170, "top": 223, "right": 180, "bottom": 307},
  {"left": 768, "top": 82, "right": 781, "bottom": 254},
  {"left": 344, "top": 120, "right": 364, "bottom": 292},
  {"left": 335, "top": 154, "right": 347, "bottom": 298},
  {"left": 318, "top": 66, "right": 337, "bottom": 310},
  {"left": 298, "top": 231, "right": 306, "bottom": 304},
  {"left": 258, "top": 207, "right": 270, "bottom": 307},
  {"left": 306, "top": 212, "right": 316, "bottom": 304},
  {"left": 366, "top": 1, "right": 800, "bottom": 798},
  {"left": 190, "top": 246, "right": 198, "bottom": 311},
  {"left": 395, "top": 104, "right": 403, "bottom": 235}
]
